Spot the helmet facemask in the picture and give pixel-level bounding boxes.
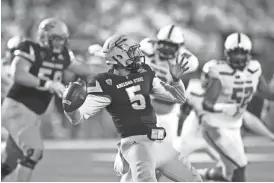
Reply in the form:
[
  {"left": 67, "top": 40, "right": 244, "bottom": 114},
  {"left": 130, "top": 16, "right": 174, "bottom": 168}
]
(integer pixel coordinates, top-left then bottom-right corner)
[
  {"left": 225, "top": 48, "right": 251, "bottom": 70},
  {"left": 49, "top": 35, "right": 67, "bottom": 53},
  {"left": 124, "top": 44, "right": 145, "bottom": 72},
  {"left": 157, "top": 40, "right": 180, "bottom": 60}
]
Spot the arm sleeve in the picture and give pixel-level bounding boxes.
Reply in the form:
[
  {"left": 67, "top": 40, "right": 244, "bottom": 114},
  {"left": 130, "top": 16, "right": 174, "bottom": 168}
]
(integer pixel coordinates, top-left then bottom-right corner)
[
  {"left": 13, "top": 41, "right": 35, "bottom": 63},
  {"left": 79, "top": 78, "right": 112, "bottom": 119},
  {"left": 79, "top": 94, "right": 111, "bottom": 120},
  {"left": 151, "top": 77, "right": 186, "bottom": 103}
]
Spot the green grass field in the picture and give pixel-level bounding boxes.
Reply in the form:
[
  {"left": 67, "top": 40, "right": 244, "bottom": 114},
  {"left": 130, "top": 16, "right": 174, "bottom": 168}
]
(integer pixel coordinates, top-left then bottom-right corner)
[{"left": 3, "top": 136, "right": 274, "bottom": 182}]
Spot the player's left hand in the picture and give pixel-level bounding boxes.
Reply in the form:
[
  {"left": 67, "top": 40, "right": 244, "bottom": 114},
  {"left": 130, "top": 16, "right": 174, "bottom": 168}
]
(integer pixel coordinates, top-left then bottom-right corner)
[{"left": 169, "top": 54, "right": 190, "bottom": 81}]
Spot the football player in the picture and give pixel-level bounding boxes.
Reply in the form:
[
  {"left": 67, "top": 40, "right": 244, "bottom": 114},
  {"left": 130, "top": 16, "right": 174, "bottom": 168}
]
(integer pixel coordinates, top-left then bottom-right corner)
[
  {"left": 176, "top": 62, "right": 274, "bottom": 179},
  {"left": 198, "top": 32, "right": 274, "bottom": 181},
  {"left": 1, "top": 17, "right": 109, "bottom": 181},
  {"left": 1, "top": 36, "right": 25, "bottom": 179},
  {"left": 139, "top": 24, "right": 200, "bottom": 181},
  {"left": 63, "top": 34, "right": 202, "bottom": 182},
  {"left": 140, "top": 24, "right": 199, "bottom": 142},
  {"left": 1, "top": 36, "right": 26, "bottom": 103}
]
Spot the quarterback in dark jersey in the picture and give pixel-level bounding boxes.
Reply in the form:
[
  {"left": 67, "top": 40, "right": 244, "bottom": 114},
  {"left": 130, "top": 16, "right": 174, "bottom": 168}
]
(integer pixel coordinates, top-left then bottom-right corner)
[
  {"left": 64, "top": 35, "right": 202, "bottom": 182},
  {"left": 1, "top": 18, "right": 109, "bottom": 181}
]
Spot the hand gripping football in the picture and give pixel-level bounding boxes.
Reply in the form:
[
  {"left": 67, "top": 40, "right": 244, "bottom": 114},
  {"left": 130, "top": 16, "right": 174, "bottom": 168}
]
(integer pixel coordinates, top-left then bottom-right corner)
[{"left": 62, "top": 79, "right": 87, "bottom": 112}]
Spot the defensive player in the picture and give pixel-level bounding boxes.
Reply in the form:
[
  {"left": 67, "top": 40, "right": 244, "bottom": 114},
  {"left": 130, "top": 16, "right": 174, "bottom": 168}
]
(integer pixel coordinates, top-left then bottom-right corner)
[
  {"left": 199, "top": 32, "right": 274, "bottom": 181},
  {"left": 63, "top": 34, "right": 202, "bottom": 182},
  {"left": 1, "top": 17, "right": 108, "bottom": 181},
  {"left": 138, "top": 24, "right": 200, "bottom": 182},
  {"left": 140, "top": 25, "right": 199, "bottom": 144},
  {"left": 177, "top": 60, "right": 274, "bottom": 160}
]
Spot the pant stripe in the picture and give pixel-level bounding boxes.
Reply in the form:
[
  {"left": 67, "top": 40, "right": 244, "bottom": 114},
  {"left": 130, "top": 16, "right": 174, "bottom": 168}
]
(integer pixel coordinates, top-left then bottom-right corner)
[{"left": 204, "top": 130, "right": 241, "bottom": 168}]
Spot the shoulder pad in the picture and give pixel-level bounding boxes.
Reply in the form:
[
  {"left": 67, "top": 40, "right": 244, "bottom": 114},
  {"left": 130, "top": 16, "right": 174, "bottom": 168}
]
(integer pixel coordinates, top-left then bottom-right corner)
[
  {"left": 208, "top": 60, "right": 236, "bottom": 76},
  {"left": 87, "top": 74, "right": 108, "bottom": 94},
  {"left": 140, "top": 38, "right": 156, "bottom": 57},
  {"left": 247, "top": 60, "right": 262, "bottom": 75},
  {"left": 14, "top": 41, "right": 36, "bottom": 63},
  {"left": 142, "top": 63, "right": 155, "bottom": 74},
  {"left": 202, "top": 59, "right": 219, "bottom": 73},
  {"left": 87, "top": 79, "right": 103, "bottom": 93}
]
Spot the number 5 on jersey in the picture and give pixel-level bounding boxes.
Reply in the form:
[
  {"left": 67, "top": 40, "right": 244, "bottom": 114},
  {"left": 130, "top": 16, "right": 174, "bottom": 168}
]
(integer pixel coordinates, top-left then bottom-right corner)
[{"left": 126, "top": 85, "right": 146, "bottom": 110}]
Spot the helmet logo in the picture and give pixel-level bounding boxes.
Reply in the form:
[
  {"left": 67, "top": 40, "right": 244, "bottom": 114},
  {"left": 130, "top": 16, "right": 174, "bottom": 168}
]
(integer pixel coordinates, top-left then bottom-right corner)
[
  {"left": 114, "top": 37, "right": 127, "bottom": 52},
  {"left": 42, "top": 21, "right": 56, "bottom": 31}
]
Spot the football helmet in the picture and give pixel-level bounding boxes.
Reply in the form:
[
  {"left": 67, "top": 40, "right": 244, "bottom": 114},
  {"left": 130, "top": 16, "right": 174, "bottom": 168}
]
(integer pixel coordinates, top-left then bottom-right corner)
[
  {"left": 102, "top": 34, "right": 144, "bottom": 71},
  {"left": 156, "top": 24, "right": 185, "bottom": 60},
  {"left": 224, "top": 33, "right": 252, "bottom": 70},
  {"left": 37, "top": 17, "right": 69, "bottom": 53}
]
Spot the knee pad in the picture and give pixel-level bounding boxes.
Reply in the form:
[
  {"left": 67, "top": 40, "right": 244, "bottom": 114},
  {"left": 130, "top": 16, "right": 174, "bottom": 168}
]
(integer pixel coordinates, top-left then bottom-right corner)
[
  {"left": 18, "top": 148, "right": 43, "bottom": 169},
  {"left": 232, "top": 166, "right": 246, "bottom": 182}
]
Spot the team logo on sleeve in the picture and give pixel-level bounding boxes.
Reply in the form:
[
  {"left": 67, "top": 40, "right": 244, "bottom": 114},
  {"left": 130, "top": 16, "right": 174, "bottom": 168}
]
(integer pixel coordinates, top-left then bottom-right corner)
[{"left": 105, "top": 79, "right": 112, "bottom": 85}]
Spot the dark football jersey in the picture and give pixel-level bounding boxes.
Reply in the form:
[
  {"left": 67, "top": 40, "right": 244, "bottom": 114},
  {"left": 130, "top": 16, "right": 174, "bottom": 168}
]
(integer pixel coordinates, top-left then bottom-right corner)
[
  {"left": 88, "top": 64, "right": 157, "bottom": 137},
  {"left": 7, "top": 40, "right": 72, "bottom": 114}
]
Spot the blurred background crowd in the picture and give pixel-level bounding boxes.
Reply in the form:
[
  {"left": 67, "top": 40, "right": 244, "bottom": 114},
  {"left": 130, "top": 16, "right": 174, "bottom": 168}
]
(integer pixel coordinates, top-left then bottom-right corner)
[{"left": 1, "top": 0, "right": 274, "bottom": 139}]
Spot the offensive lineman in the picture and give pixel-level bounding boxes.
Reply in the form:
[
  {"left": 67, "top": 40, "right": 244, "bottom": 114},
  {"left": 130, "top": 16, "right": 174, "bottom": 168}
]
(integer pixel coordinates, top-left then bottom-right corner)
[
  {"left": 63, "top": 34, "right": 202, "bottom": 182},
  {"left": 1, "top": 17, "right": 108, "bottom": 181},
  {"left": 199, "top": 32, "right": 274, "bottom": 181}
]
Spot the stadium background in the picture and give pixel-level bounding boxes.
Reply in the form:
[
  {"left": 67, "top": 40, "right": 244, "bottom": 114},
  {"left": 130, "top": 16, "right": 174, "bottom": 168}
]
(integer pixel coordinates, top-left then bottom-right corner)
[{"left": 1, "top": 0, "right": 274, "bottom": 181}]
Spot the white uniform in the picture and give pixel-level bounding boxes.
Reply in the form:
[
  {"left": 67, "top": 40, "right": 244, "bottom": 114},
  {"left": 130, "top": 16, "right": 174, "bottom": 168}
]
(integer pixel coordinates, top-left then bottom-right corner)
[
  {"left": 140, "top": 38, "right": 199, "bottom": 143},
  {"left": 202, "top": 59, "right": 262, "bottom": 179},
  {"left": 175, "top": 79, "right": 207, "bottom": 153}
]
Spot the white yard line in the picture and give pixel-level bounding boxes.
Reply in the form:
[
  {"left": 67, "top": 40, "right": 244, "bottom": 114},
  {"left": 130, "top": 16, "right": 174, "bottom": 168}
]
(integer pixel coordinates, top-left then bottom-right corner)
[
  {"left": 1, "top": 136, "right": 274, "bottom": 150},
  {"left": 88, "top": 152, "right": 274, "bottom": 163}
]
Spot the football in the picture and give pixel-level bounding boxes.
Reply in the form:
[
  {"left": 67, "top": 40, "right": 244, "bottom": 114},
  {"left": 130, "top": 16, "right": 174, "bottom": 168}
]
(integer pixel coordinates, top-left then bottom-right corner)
[{"left": 62, "top": 79, "right": 87, "bottom": 112}]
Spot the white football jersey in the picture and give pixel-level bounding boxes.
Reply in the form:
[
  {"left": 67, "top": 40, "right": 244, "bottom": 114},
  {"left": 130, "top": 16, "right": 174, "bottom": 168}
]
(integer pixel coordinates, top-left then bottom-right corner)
[
  {"left": 205, "top": 59, "right": 262, "bottom": 128},
  {"left": 140, "top": 38, "right": 199, "bottom": 84},
  {"left": 140, "top": 38, "right": 199, "bottom": 115}
]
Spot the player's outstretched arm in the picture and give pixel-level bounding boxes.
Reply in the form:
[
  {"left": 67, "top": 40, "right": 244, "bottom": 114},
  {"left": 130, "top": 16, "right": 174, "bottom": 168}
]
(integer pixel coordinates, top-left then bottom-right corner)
[
  {"left": 257, "top": 75, "right": 274, "bottom": 100},
  {"left": 151, "top": 57, "right": 188, "bottom": 103},
  {"left": 151, "top": 77, "right": 186, "bottom": 103}
]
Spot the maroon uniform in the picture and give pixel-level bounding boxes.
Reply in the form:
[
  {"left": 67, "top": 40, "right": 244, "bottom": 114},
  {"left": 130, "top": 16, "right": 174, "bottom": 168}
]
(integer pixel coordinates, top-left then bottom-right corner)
[
  {"left": 7, "top": 40, "right": 72, "bottom": 114},
  {"left": 87, "top": 64, "right": 157, "bottom": 137}
]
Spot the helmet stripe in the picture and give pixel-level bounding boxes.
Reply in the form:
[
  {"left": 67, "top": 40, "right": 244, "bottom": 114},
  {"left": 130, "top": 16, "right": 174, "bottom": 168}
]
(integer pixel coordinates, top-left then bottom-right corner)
[
  {"left": 167, "top": 25, "right": 175, "bottom": 39},
  {"left": 238, "top": 33, "right": 241, "bottom": 45}
]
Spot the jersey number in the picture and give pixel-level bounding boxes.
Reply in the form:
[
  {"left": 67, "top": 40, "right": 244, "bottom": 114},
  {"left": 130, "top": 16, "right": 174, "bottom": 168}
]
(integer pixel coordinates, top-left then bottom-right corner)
[
  {"left": 231, "top": 86, "right": 254, "bottom": 108},
  {"left": 38, "top": 68, "right": 62, "bottom": 82},
  {"left": 125, "top": 85, "right": 146, "bottom": 110}
]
